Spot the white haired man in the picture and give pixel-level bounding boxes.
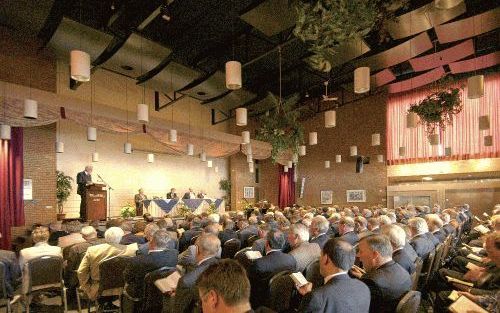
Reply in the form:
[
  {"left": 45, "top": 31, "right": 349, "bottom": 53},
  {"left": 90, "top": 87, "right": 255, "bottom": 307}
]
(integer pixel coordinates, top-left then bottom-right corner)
[
  {"left": 288, "top": 223, "right": 321, "bottom": 272},
  {"left": 381, "top": 224, "right": 415, "bottom": 274},
  {"left": 407, "top": 217, "right": 435, "bottom": 259},
  {"left": 309, "top": 216, "right": 330, "bottom": 249},
  {"left": 425, "top": 214, "right": 447, "bottom": 243}
]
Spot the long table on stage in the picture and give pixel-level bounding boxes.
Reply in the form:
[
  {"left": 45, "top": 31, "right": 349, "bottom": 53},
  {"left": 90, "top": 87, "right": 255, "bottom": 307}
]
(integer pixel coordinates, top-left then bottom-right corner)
[{"left": 142, "top": 198, "right": 225, "bottom": 217}]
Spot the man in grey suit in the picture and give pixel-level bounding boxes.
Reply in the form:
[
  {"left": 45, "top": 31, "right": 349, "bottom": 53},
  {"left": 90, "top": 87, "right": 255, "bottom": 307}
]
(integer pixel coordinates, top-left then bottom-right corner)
[
  {"left": 408, "top": 217, "right": 435, "bottom": 259},
  {"left": 237, "top": 217, "right": 259, "bottom": 247},
  {"left": 288, "top": 223, "right": 321, "bottom": 272},
  {"left": 76, "top": 165, "right": 93, "bottom": 221},
  {"left": 298, "top": 238, "right": 371, "bottom": 313}
]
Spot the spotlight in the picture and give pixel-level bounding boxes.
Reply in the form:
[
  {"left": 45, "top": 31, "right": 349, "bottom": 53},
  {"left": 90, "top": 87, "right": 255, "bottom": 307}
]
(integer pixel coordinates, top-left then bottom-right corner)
[{"left": 161, "top": 5, "right": 171, "bottom": 21}]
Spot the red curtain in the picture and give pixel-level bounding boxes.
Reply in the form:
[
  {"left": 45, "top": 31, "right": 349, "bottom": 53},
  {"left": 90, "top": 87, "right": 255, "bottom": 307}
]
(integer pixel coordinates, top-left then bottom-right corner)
[
  {"left": 0, "top": 127, "right": 24, "bottom": 249},
  {"left": 387, "top": 73, "right": 500, "bottom": 164},
  {"left": 278, "top": 165, "right": 295, "bottom": 208}
]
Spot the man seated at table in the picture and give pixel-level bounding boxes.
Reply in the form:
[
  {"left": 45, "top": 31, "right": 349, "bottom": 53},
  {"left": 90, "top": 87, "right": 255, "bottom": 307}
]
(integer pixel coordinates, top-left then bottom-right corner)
[
  {"left": 183, "top": 188, "right": 196, "bottom": 199},
  {"left": 167, "top": 188, "right": 178, "bottom": 200},
  {"left": 197, "top": 190, "right": 207, "bottom": 198}
]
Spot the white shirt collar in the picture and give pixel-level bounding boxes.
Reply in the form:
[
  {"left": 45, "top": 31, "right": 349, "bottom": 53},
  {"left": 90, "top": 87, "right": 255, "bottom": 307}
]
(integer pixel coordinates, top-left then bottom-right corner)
[
  {"left": 148, "top": 249, "right": 164, "bottom": 254},
  {"left": 34, "top": 242, "right": 49, "bottom": 247},
  {"left": 311, "top": 233, "right": 326, "bottom": 241},
  {"left": 266, "top": 249, "right": 281, "bottom": 255},
  {"left": 324, "top": 271, "right": 347, "bottom": 284},
  {"left": 197, "top": 256, "right": 213, "bottom": 266}
]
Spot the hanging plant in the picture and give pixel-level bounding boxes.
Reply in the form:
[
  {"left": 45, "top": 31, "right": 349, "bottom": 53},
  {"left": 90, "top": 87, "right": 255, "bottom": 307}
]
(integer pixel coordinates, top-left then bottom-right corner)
[
  {"left": 292, "top": 0, "right": 408, "bottom": 72},
  {"left": 408, "top": 80, "right": 463, "bottom": 135},
  {"left": 256, "top": 93, "right": 304, "bottom": 163}
]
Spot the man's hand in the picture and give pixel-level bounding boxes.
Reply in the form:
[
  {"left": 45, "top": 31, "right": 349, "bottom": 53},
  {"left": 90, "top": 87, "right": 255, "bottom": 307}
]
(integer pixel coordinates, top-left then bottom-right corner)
[
  {"left": 350, "top": 267, "right": 364, "bottom": 278},
  {"left": 452, "top": 283, "right": 470, "bottom": 292},
  {"left": 297, "top": 282, "right": 313, "bottom": 296},
  {"left": 166, "top": 289, "right": 176, "bottom": 297},
  {"left": 463, "top": 268, "right": 486, "bottom": 282}
]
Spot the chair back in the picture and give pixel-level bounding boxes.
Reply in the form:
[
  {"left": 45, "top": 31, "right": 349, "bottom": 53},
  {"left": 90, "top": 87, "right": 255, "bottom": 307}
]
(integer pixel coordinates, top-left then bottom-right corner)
[
  {"left": 439, "top": 235, "right": 453, "bottom": 265},
  {"left": 247, "top": 235, "right": 259, "bottom": 248},
  {"left": 27, "top": 256, "right": 63, "bottom": 294},
  {"left": 142, "top": 267, "right": 176, "bottom": 313},
  {"left": 430, "top": 243, "right": 444, "bottom": 277},
  {"left": 411, "top": 257, "right": 423, "bottom": 291},
  {"left": 222, "top": 238, "right": 241, "bottom": 259},
  {"left": 98, "top": 255, "right": 131, "bottom": 295},
  {"left": 396, "top": 290, "right": 421, "bottom": 313},
  {"left": 234, "top": 247, "right": 253, "bottom": 270},
  {"left": 0, "top": 261, "right": 8, "bottom": 299},
  {"left": 420, "top": 250, "right": 435, "bottom": 288},
  {"left": 304, "top": 260, "right": 323, "bottom": 289},
  {"left": 268, "top": 271, "right": 294, "bottom": 312}
]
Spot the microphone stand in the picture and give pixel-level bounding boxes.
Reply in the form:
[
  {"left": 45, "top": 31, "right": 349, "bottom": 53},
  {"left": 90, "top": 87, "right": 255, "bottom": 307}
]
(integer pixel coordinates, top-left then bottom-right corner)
[{"left": 98, "top": 174, "right": 114, "bottom": 220}]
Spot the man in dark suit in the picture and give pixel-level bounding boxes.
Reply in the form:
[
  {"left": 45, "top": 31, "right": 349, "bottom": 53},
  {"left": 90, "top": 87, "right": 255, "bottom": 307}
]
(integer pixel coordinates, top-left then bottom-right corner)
[
  {"left": 182, "top": 188, "right": 196, "bottom": 199},
  {"left": 134, "top": 188, "right": 147, "bottom": 216},
  {"left": 166, "top": 188, "right": 178, "bottom": 199},
  {"left": 339, "top": 217, "right": 359, "bottom": 246},
  {"left": 381, "top": 224, "right": 416, "bottom": 274},
  {"left": 309, "top": 215, "right": 330, "bottom": 249},
  {"left": 237, "top": 217, "right": 259, "bottom": 247},
  {"left": 170, "top": 234, "right": 220, "bottom": 313},
  {"left": 352, "top": 235, "right": 412, "bottom": 313},
  {"left": 76, "top": 165, "right": 93, "bottom": 221},
  {"left": 0, "top": 249, "right": 21, "bottom": 296},
  {"left": 248, "top": 229, "right": 297, "bottom": 308},
  {"left": 124, "top": 230, "right": 178, "bottom": 298},
  {"left": 218, "top": 219, "right": 237, "bottom": 245},
  {"left": 425, "top": 214, "right": 447, "bottom": 243},
  {"left": 408, "top": 217, "right": 435, "bottom": 259},
  {"left": 298, "top": 238, "right": 370, "bottom": 313},
  {"left": 178, "top": 217, "right": 203, "bottom": 252}
]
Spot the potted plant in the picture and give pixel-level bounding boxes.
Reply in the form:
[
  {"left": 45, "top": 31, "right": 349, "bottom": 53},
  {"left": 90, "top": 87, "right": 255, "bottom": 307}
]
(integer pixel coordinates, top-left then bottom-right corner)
[
  {"left": 219, "top": 179, "right": 231, "bottom": 207},
  {"left": 56, "top": 170, "right": 73, "bottom": 221},
  {"left": 120, "top": 203, "right": 136, "bottom": 219},
  {"left": 174, "top": 203, "right": 191, "bottom": 218}
]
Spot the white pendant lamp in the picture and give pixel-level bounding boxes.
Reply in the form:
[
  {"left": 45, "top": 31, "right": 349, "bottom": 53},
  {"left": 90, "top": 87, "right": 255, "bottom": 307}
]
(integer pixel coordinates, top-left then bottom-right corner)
[
  {"left": 324, "top": 160, "right": 330, "bottom": 168},
  {"left": 147, "top": 153, "right": 154, "bottom": 163},
  {"left": 200, "top": 151, "right": 207, "bottom": 162},
  {"left": 435, "top": 0, "right": 463, "bottom": 9},
  {"left": 169, "top": 129, "right": 177, "bottom": 143},
  {"left": 292, "top": 153, "right": 298, "bottom": 163},
  {"left": 87, "top": 127, "right": 97, "bottom": 141},
  {"left": 467, "top": 75, "right": 484, "bottom": 99},
  {"left": 354, "top": 67, "right": 370, "bottom": 94},
  {"left": 207, "top": 160, "right": 213, "bottom": 168},
  {"left": 399, "top": 147, "right": 406, "bottom": 157},
  {"left": 242, "top": 131, "right": 250, "bottom": 144},
  {"left": 284, "top": 165, "right": 289, "bottom": 173},
  {"left": 247, "top": 144, "right": 252, "bottom": 155},
  {"left": 298, "top": 145, "right": 306, "bottom": 156},
  {"left": 137, "top": 103, "right": 149, "bottom": 123},
  {"left": 350, "top": 146, "right": 357, "bottom": 156},
  {"left": 376, "top": 154, "right": 384, "bottom": 163},
  {"left": 56, "top": 141, "right": 64, "bottom": 153},
  {"left": 429, "top": 134, "right": 440, "bottom": 145},
  {"left": 92, "top": 152, "right": 99, "bottom": 162},
  {"left": 70, "top": 50, "right": 91, "bottom": 82},
  {"left": 187, "top": 143, "right": 194, "bottom": 156},
  {"left": 249, "top": 162, "right": 255, "bottom": 173},
  {"left": 484, "top": 135, "right": 493, "bottom": 146},
  {"left": 335, "top": 155, "right": 342, "bottom": 163},
  {"left": 309, "top": 132, "right": 318, "bottom": 145},
  {"left": 444, "top": 147, "right": 452, "bottom": 156},
  {"left": 479, "top": 116, "right": 490, "bottom": 130},
  {"left": 235, "top": 108, "right": 247, "bottom": 126},
  {"left": 407, "top": 112, "right": 418, "bottom": 128},
  {"left": 247, "top": 154, "right": 253, "bottom": 163},
  {"left": 325, "top": 110, "right": 336, "bottom": 128},
  {"left": 225, "top": 61, "right": 242, "bottom": 90},
  {"left": 24, "top": 99, "right": 38, "bottom": 119},
  {"left": 124, "top": 142, "right": 132, "bottom": 154},
  {"left": 214, "top": 166, "right": 219, "bottom": 173},
  {"left": 371, "top": 133, "right": 381, "bottom": 146},
  {"left": 1, "top": 124, "right": 11, "bottom": 140},
  {"left": 287, "top": 161, "right": 293, "bottom": 168}
]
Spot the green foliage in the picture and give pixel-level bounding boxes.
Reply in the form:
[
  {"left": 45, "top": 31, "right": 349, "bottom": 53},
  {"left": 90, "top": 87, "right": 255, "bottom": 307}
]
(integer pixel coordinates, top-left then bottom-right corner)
[
  {"left": 207, "top": 203, "right": 218, "bottom": 215},
  {"left": 175, "top": 203, "right": 191, "bottom": 218},
  {"left": 256, "top": 93, "right": 304, "bottom": 163},
  {"left": 120, "top": 203, "right": 136, "bottom": 219},
  {"left": 219, "top": 179, "right": 231, "bottom": 204},
  {"left": 408, "top": 81, "right": 463, "bottom": 135},
  {"left": 56, "top": 170, "right": 73, "bottom": 213},
  {"left": 292, "top": 0, "right": 408, "bottom": 72}
]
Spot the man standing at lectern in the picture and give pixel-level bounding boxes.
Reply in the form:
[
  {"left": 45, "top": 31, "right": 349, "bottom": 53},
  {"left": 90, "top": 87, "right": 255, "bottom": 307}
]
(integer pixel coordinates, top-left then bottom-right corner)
[{"left": 77, "top": 165, "right": 93, "bottom": 221}]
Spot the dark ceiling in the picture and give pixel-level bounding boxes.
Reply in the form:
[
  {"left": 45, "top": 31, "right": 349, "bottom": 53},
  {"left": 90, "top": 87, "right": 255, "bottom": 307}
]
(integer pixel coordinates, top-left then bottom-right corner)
[{"left": 1, "top": 0, "right": 499, "bottom": 119}]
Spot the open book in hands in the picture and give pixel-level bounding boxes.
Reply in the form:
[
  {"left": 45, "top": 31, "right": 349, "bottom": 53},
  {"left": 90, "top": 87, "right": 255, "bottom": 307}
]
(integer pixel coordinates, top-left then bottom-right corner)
[
  {"left": 448, "top": 295, "right": 488, "bottom": 313},
  {"left": 245, "top": 250, "right": 262, "bottom": 260},
  {"left": 154, "top": 271, "right": 182, "bottom": 294},
  {"left": 290, "top": 272, "right": 309, "bottom": 287}
]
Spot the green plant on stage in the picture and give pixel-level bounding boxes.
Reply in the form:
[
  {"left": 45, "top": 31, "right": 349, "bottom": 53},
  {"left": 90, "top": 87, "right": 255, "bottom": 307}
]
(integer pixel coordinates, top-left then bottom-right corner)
[
  {"left": 292, "top": 0, "right": 408, "bottom": 72},
  {"left": 120, "top": 203, "right": 136, "bottom": 219},
  {"left": 206, "top": 203, "right": 218, "bottom": 215},
  {"left": 175, "top": 203, "right": 191, "bottom": 218},
  {"left": 219, "top": 179, "right": 231, "bottom": 205},
  {"left": 56, "top": 170, "right": 73, "bottom": 214}
]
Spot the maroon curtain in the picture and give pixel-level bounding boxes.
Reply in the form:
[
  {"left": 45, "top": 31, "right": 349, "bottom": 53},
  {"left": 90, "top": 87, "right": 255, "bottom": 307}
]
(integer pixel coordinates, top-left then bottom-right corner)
[
  {"left": 278, "top": 165, "right": 295, "bottom": 208},
  {"left": 0, "top": 127, "right": 24, "bottom": 249}
]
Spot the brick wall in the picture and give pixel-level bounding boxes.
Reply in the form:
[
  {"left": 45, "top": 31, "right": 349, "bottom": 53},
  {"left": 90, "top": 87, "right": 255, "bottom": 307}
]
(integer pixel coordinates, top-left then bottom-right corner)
[{"left": 11, "top": 124, "right": 57, "bottom": 239}]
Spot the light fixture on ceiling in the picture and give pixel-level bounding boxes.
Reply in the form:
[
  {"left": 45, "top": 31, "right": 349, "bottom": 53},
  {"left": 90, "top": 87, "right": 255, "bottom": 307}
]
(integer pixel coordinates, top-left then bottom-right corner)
[
  {"left": 354, "top": 67, "right": 370, "bottom": 94},
  {"left": 214, "top": 166, "right": 219, "bottom": 173},
  {"left": 298, "top": 145, "right": 306, "bottom": 156},
  {"left": 335, "top": 154, "right": 341, "bottom": 163},
  {"left": 484, "top": 135, "right": 493, "bottom": 146},
  {"left": 309, "top": 132, "right": 318, "bottom": 145},
  {"left": 124, "top": 81, "right": 132, "bottom": 154},
  {"left": 445, "top": 147, "right": 452, "bottom": 156},
  {"left": 287, "top": 161, "right": 293, "bottom": 168},
  {"left": 169, "top": 129, "right": 177, "bottom": 143},
  {"left": 284, "top": 165, "right": 289, "bottom": 173},
  {"left": 434, "top": 0, "right": 462, "bottom": 9},
  {"left": 160, "top": 4, "right": 171, "bottom": 21},
  {"left": 235, "top": 107, "right": 247, "bottom": 126},
  {"left": 249, "top": 162, "right": 254, "bottom": 173},
  {"left": 225, "top": 61, "right": 242, "bottom": 90},
  {"left": 479, "top": 115, "right": 490, "bottom": 130},
  {"left": 399, "top": 146, "right": 406, "bottom": 157},
  {"left": 322, "top": 81, "right": 338, "bottom": 101},
  {"left": 376, "top": 154, "right": 384, "bottom": 163},
  {"left": 242, "top": 131, "right": 250, "bottom": 144},
  {"left": 371, "top": 133, "right": 381, "bottom": 146},
  {"left": 350, "top": 146, "right": 357, "bottom": 156},
  {"left": 24, "top": 45, "right": 37, "bottom": 119},
  {"left": 147, "top": 153, "right": 154, "bottom": 163},
  {"left": 56, "top": 114, "right": 64, "bottom": 153},
  {"left": 429, "top": 133, "right": 440, "bottom": 145},
  {"left": 207, "top": 160, "right": 213, "bottom": 168},
  {"left": 70, "top": 50, "right": 91, "bottom": 82},
  {"left": 124, "top": 143, "right": 132, "bottom": 154},
  {"left": 324, "top": 160, "right": 330, "bottom": 168},
  {"left": 187, "top": 143, "right": 194, "bottom": 156},
  {"left": 200, "top": 151, "right": 207, "bottom": 162},
  {"left": 56, "top": 141, "right": 65, "bottom": 153},
  {"left": 325, "top": 110, "right": 336, "bottom": 128},
  {"left": 247, "top": 154, "right": 253, "bottom": 163},
  {"left": 292, "top": 153, "right": 298, "bottom": 163},
  {"left": 467, "top": 14, "right": 484, "bottom": 99},
  {"left": 407, "top": 112, "right": 418, "bottom": 128},
  {"left": 1, "top": 124, "right": 11, "bottom": 140},
  {"left": 137, "top": 37, "right": 149, "bottom": 122},
  {"left": 422, "top": 176, "right": 433, "bottom": 181},
  {"left": 92, "top": 152, "right": 99, "bottom": 162},
  {"left": 87, "top": 126, "right": 97, "bottom": 141}
]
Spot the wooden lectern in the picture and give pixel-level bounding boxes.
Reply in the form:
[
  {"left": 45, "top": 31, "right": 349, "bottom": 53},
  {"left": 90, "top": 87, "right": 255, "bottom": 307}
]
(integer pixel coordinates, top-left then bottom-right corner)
[{"left": 85, "top": 183, "right": 107, "bottom": 220}]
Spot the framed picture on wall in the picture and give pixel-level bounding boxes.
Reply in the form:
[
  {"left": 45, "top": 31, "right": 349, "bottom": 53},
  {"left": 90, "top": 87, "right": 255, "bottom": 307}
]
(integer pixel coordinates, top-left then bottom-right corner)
[
  {"left": 346, "top": 190, "right": 366, "bottom": 202},
  {"left": 320, "top": 190, "right": 333, "bottom": 205},
  {"left": 244, "top": 186, "right": 255, "bottom": 199}
]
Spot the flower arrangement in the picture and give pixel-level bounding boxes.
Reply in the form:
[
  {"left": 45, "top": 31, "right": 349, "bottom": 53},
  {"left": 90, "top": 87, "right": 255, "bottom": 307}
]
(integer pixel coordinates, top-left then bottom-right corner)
[
  {"left": 120, "top": 203, "right": 136, "bottom": 219},
  {"left": 175, "top": 203, "right": 191, "bottom": 218},
  {"left": 206, "top": 203, "right": 218, "bottom": 215}
]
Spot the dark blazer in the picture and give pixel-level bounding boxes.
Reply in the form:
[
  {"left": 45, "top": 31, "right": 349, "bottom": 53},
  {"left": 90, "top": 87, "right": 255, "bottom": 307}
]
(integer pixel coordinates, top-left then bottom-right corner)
[
  {"left": 443, "top": 224, "right": 456, "bottom": 236},
  {"left": 178, "top": 227, "right": 202, "bottom": 252},
  {"left": 248, "top": 250, "right": 297, "bottom": 308},
  {"left": 403, "top": 242, "right": 418, "bottom": 263},
  {"left": 123, "top": 249, "right": 178, "bottom": 298},
  {"left": 172, "top": 257, "right": 219, "bottom": 313},
  {"left": 309, "top": 233, "right": 330, "bottom": 249},
  {"left": 166, "top": 192, "right": 178, "bottom": 199},
  {"left": 252, "top": 238, "right": 266, "bottom": 255},
  {"left": 238, "top": 225, "right": 259, "bottom": 247},
  {"left": 339, "top": 231, "right": 359, "bottom": 246},
  {"left": 299, "top": 273, "right": 371, "bottom": 313},
  {"left": 218, "top": 229, "right": 237, "bottom": 245},
  {"left": 432, "top": 229, "right": 447, "bottom": 243},
  {"left": 0, "top": 250, "right": 21, "bottom": 296},
  {"left": 76, "top": 171, "right": 92, "bottom": 195},
  {"left": 393, "top": 248, "right": 416, "bottom": 274},
  {"left": 361, "top": 260, "right": 412, "bottom": 313},
  {"left": 424, "top": 232, "right": 440, "bottom": 247},
  {"left": 120, "top": 233, "right": 146, "bottom": 245},
  {"left": 410, "top": 234, "right": 435, "bottom": 259},
  {"left": 327, "top": 223, "right": 340, "bottom": 237}
]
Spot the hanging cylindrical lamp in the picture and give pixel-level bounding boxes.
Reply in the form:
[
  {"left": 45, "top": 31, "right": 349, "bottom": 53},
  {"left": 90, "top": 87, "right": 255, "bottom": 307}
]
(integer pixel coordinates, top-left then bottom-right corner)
[
  {"left": 376, "top": 154, "right": 384, "bottom": 163},
  {"left": 200, "top": 151, "right": 207, "bottom": 162},
  {"left": 249, "top": 162, "right": 254, "bottom": 173},
  {"left": 479, "top": 116, "right": 490, "bottom": 130},
  {"left": 92, "top": 152, "right": 99, "bottom": 162},
  {"left": 187, "top": 143, "right": 194, "bottom": 156},
  {"left": 407, "top": 112, "right": 418, "bottom": 128},
  {"left": 242, "top": 131, "right": 250, "bottom": 144},
  {"left": 292, "top": 153, "right": 298, "bottom": 163},
  {"left": 284, "top": 165, "right": 289, "bottom": 173},
  {"left": 207, "top": 160, "right": 213, "bottom": 168},
  {"left": 467, "top": 75, "right": 484, "bottom": 99},
  {"left": 247, "top": 144, "right": 252, "bottom": 155},
  {"left": 309, "top": 132, "right": 318, "bottom": 145},
  {"left": 137, "top": 103, "right": 149, "bottom": 123},
  {"left": 147, "top": 153, "right": 154, "bottom": 163},
  {"left": 124, "top": 142, "right": 132, "bottom": 154},
  {"left": 247, "top": 154, "right": 253, "bottom": 163},
  {"left": 298, "top": 145, "right": 306, "bottom": 156},
  {"left": 70, "top": 50, "right": 91, "bottom": 82},
  {"left": 24, "top": 99, "right": 38, "bottom": 119},
  {"left": 354, "top": 67, "right": 370, "bottom": 94},
  {"left": 56, "top": 141, "right": 64, "bottom": 153},
  {"left": 371, "top": 133, "right": 381, "bottom": 146},
  {"left": 225, "top": 61, "right": 242, "bottom": 90},
  {"left": 235, "top": 108, "right": 247, "bottom": 126},
  {"left": 87, "top": 127, "right": 97, "bottom": 141},
  {"left": 434, "top": 0, "right": 463, "bottom": 9},
  {"left": 287, "top": 161, "right": 293, "bottom": 168},
  {"left": 325, "top": 110, "right": 336, "bottom": 128},
  {"left": 214, "top": 166, "right": 219, "bottom": 173},
  {"left": 324, "top": 160, "right": 330, "bottom": 168},
  {"left": 444, "top": 147, "right": 452, "bottom": 156},
  {"left": 335, "top": 155, "right": 342, "bottom": 163},
  {"left": 399, "top": 147, "right": 406, "bottom": 157},
  {"left": 350, "top": 146, "right": 357, "bottom": 156},
  {"left": 169, "top": 129, "right": 177, "bottom": 143},
  {"left": 1, "top": 124, "right": 11, "bottom": 140},
  {"left": 429, "top": 134, "right": 440, "bottom": 145},
  {"left": 484, "top": 135, "right": 493, "bottom": 146}
]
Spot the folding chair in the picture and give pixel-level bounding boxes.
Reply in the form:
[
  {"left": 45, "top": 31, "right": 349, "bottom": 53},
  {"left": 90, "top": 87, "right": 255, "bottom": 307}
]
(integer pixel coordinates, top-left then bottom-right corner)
[
  {"left": 221, "top": 238, "right": 241, "bottom": 259},
  {"left": 396, "top": 290, "right": 421, "bottom": 313},
  {"left": 268, "top": 271, "right": 294, "bottom": 312}
]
